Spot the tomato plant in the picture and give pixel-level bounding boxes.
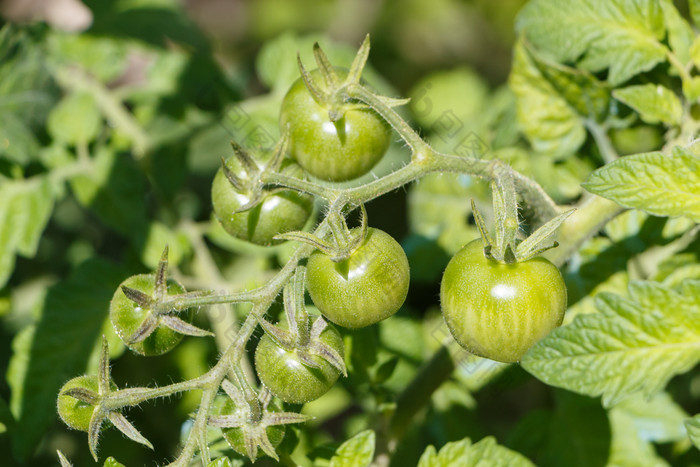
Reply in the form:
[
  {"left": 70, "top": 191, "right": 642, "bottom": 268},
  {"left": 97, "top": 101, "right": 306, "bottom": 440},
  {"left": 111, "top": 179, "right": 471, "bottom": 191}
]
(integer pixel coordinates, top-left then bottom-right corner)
[
  {"left": 3, "top": 1, "right": 699, "bottom": 466},
  {"left": 306, "top": 227, "right": 410, "bottom": 328},
  {"left": 440, "top": 239, "right": 567, "bottom": 363},
  {"left": 280, "top": 68, "right": 391, "bottom": 182}
]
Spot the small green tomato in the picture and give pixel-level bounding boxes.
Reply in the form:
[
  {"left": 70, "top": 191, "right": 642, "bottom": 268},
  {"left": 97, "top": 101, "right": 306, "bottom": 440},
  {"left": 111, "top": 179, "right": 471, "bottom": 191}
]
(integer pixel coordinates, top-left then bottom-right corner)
[
  {"left": 440, "top": 239, "right": 567, "bottom": 363},
  {"left": 280, "top": 68, "right": 391, "bottom": 182},
  {"left": 110, "top": 274, "right": 192, "bottom": 356},
  {"left": 306, "top": 228, "right": 410, "bottom": 328}
]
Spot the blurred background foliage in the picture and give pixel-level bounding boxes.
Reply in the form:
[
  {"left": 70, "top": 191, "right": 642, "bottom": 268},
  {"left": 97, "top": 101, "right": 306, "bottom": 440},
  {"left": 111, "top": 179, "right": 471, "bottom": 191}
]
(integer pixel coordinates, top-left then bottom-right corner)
[{"left": 0, "top": 0, "right": 698, "bottom": 466}]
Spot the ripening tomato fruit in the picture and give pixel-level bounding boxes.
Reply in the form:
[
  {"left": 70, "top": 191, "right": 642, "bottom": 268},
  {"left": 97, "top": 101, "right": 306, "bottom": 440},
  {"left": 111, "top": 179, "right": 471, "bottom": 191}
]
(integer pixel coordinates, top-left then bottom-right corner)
[
  {"left": 110, "top": 274, "right": 193, "bottom": 356},
  {"left": 211, "top": 158, "right": 314, "bottom": 246},
  {"left": 440, "top": 239, "right": 567, "bottom": 363},
  {"left": 280, "top": 68, "right": 391, "bottom": 182},
  {"left": 57, "top": 375, "right": 100, "bottom": 431},
  {"left": 213, "top": 396, "right": 286, "bottom": 460},
  {"left": 306, "top": 228, "right": 410, "bottom": 328},
  {"left": 255, "top": 320, "right": 343, "bottom": 404}
]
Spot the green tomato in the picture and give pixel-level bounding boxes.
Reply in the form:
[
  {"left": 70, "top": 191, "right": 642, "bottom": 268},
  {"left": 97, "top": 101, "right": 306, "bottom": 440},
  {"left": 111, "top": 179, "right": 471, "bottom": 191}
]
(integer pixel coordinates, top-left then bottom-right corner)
[
  {"left": 280, "top": 68, "right": 390, "bottom": 182},
  {"left": 213, "top": 396, "right": 286, "bottom": 460},
  {"left": 57, "top": 375, "right": 117, "bottom": 431},
  {"left": 110, "top": 274, "right": 192, "bottom": 356},
  {"left": 255, "top": 320, "right": 343, "bottom": 404},
  {"left": 440, "top": 239, "right": 567, "bottom": 363},
  {"left": 211, "top": 159, "right": 313, "bottom": 246},
  {"left": 306, "top": 228, "right": 410, "bottom": 328},
  {"left": 57, "top": 375, "right": 100, "bottom": 431}
]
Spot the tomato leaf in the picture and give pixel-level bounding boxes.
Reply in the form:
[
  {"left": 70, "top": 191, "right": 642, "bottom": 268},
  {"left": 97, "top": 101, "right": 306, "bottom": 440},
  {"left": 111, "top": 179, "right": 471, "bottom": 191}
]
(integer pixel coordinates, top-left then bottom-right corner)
[
  {"left": 47, "top": 92, "right": 101, "bottom": 145},
  {"left": 6, "top": 258, "right": 126, "bottom": 460},
  {"left": 418, "top": 436, "right": 535, "bottom": 467},
  {"left": 521, "top": 280, "right": 700, "bottom": 407},
  {"left": 0, "top": 177, "right": 54, "bottom": 288},
  {"left": 613, "top": 84, "right": 682, "bottom": 126},
  {"left": 660, "top": 0, "right": 693, "bottom": 66},
  {"left": 509, "top": 40, "right": 586, "bottom": 159},
  {"left": 102, "top": 457, "right": 126, "bottom": 467},
  {"left": 329, "top": 430, "right": 375, "bottom": 467},
  {"left": 583, "top": 147, "right": 700, "bottom": 222},
  {"left": 516, "top": 0, "right": 667, "bottom": 86},
  {"left": 687, "top": 414, "right": 700, "bottom": 449},
  {"left": 609, "top": 397, "right": 674, "bottom": 466}
]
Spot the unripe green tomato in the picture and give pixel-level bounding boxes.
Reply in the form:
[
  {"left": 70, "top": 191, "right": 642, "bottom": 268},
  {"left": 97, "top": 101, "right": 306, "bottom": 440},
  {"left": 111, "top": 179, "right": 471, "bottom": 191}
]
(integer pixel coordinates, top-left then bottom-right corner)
[
  {"left": 306, "top": 228, "right": 410, "bottom": 328},
  {"left": 440, "top": 239, "right": 567, "bottom": 363},
  {"left": 110, "top": 274, "right": 192, "bottom": 356},
  {"left": 211, "top": 159, "right": 313, "bottom": 246},
  {"left": 213, "top": 396, "right": 285, "bottom": 460},
  {"left": 255, "top": 320, "right": 343, "bottom": 404},
  {"left": 280, "top": 68, "right": 391, "bottom": 182},
  {"left": 57, "top": 375, "right": 116, "bottom": 431}
]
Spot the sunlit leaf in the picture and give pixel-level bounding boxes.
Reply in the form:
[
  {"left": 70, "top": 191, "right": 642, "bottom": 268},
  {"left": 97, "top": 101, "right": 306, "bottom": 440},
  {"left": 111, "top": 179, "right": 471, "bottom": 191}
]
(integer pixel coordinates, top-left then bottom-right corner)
[
  {"left": 517, "top": 0, "right": 666, "bottom": 85},
  {"left": 522, "top": 280, "right": 700, "bottom": 407}
]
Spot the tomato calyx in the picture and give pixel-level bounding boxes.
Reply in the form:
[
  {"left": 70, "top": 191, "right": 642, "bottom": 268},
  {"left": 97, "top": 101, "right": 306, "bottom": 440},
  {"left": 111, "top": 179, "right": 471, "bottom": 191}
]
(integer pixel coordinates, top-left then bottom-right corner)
[
  {"left": 209, "top": 377, "right": 311, "bottom": 461},
  {"left": 220, "top": 134, "right": 289, "bottom": 213},
  {"left": 118, "top": 246, "right": 212, "bottom": 345},
  {"left": 58, "top": 337, "right": 153, "bottom": 460},
  {"left": 473, "top": 167, "right": 575, "bottom": 265},
  {"left": 275, "top": 204, "right": 368, "bottom": 264},
  {"left": 297, "top": 35, "right": 409, "bottom": 124},
  {"left": 258, "top": 267, "right": 347, "bottom": 376}
]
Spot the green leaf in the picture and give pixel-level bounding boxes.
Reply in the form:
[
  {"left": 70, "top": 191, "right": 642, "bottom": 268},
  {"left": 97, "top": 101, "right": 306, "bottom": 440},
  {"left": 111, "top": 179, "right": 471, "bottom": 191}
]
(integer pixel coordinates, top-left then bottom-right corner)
[
  {"left": 609, "top": 399, "right": 671, "bottom": 467},
  {"left": 613, "top": 84, "right": 682, "bottom": 126},
  {"left": 583, "top": 147, "right": 700, "bottom": 221},
  {"left": 6, "top": 258, "right": 126, "bottom": 460},
  {"left": 70, "top": 147, "right": 149, "bottom": 237},
  {"left": 690, "top": 0, "right": 700, "bottom": 29},
  {"left": 0, "top": 112, "right": 40, "bottom": 165},
  {"left": 0, "top": 177, "right": 54, "bottom": 288},
  {"left": 206, "top": 458, "right": 232, "bottom": 467},
  {"left": 516, "top": 0, "right": 667, "bottom": 85},
  {"left": 521, "top": 280, "right": 700, "bottom": 407},
  {"left": 329, "top": 430, "right": 375, "bottom": 467},
  {"left": 687, "top": 414, "right": 700, "bottom": 449},
  {"left": 509, "top": 40, "right": 586, "bottom": 159},
  {"left": 48, "top": 32, "right": 127, "bottom": 83},
  {"left": 103, "top": 457, "right": 126, "bottom": 467},
  {"left": 418, "top": 436, "right": 535, "bottom": 467},
  {"left": 47, "top": 92, "right": 102, "bottom": 145},
  {"left": 660, "top": 0, "right": 693, "bottom": 66},
  {"left": 613, "top": 392, "right": 688, "bottom": 443}
]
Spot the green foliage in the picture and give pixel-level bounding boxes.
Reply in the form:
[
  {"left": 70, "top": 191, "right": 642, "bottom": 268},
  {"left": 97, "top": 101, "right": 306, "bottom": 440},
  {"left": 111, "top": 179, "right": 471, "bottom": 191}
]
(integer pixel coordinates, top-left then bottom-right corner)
[
  {"left": 1, "top": 0, "right": 700, "bottom": 466},
  {"left": 328, "top": 430, "right": 375, "bottom": 467},
  {"left": 516, "top": 0, "right": 666, "bottom": 85},
  {"left": 417, "top": 436, "right": 535, "bottom": 467},
  {"left": 522, "top": 280, "right": 700, "bottom": 407},
  {"left": 583, "top": 147, "right": 700, "bottom": 222}
]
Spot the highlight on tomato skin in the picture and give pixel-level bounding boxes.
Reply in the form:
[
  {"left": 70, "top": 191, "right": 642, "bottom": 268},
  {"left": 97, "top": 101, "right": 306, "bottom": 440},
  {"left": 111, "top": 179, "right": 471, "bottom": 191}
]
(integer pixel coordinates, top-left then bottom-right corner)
[
  {"left": 305, "top": 227, "right": 410, "bottom": 329},
  {"left": 440, "top": 239, "right": 567, "bottom": 363}
]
